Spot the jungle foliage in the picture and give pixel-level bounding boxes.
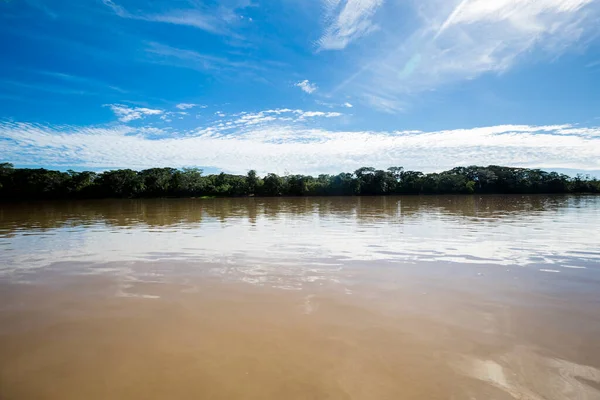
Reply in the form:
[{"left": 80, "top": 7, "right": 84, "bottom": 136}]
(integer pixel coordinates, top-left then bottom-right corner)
[{"left": 1, "top": 163, "right": 598, "bottom": 200}]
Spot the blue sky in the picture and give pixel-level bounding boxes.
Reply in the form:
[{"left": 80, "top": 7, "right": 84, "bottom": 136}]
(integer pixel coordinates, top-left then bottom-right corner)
[{"left": 1, "top": 0, "right": 600, "bottom": 176}]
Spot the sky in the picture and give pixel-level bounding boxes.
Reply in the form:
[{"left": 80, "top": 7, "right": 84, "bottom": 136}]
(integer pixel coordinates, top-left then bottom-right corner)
[{"left": 1, "top": 0, "right": 600, "bottom": 176}]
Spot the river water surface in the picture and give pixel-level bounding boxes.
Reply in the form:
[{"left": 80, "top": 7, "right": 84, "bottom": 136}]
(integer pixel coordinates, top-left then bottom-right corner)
[{"left": 1, "top": 196, "right": 599, "bottom": 399}]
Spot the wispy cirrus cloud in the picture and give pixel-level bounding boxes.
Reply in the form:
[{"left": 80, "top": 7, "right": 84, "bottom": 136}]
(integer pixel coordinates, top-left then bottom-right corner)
[
  {"left": 2, "top": 119, "right": 599, "bottom": 175},
  {"left": 435, "top": 0, "right": 593, "bottom": 37},
  {"left": 335, "top": 0, "right": 599, "bottom": 112},
  {"left": 105, "top": 104, "right": 163, "bottom": 122},
  {"left": 586, "top": 59, "right": 600, "bottom": 68},
  {"left": 0, "top": 70, "right": 128, "bottom": 100},
  {"left": 145, "top": 42, "right": 261, "bottom": 72},
  {"left": 35, "top": 70, "right": 128, "bottom": 94},
  {"left": 1, "top": 80, "right": 94, "bottom": 96},
  {"left": 101, "top": 0, "right": 249, "bottom": 35},
  {"left": 295, "top": 80, "right": 318, "bottom": 94},
  {"left": 318, "top": 0, "right": 385, "bottom": 50},
  {"left": 146, "top": 10, "right": 227, "bottom": 34},
  {"left": 101, "top": 0, "right": 127, "bottom": 17}
]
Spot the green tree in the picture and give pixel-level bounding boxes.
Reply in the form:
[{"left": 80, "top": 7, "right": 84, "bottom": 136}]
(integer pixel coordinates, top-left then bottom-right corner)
[
  {"left": 262, "top": 173, "right": 285, "bottom": 196},
  {"left": 66, "top": 170, "right": 97, "bottom": 196},
  {"left": 97, "top": 169, "right": 144, "bottom": 198},
  {"left": 246, "top": 170, "right": 259, "bottom": 195},
  {"left": 0, "top": 163, "right": 14, "bottom": 192},
  {"left": 1, "top": 163, "right": 598, "bottom": 200},
  {"left": 171, "top": 168, "right": 205, "bottom": 196},
  {"left": 139, "top": 168, "right": 177, "bottom": 196}
]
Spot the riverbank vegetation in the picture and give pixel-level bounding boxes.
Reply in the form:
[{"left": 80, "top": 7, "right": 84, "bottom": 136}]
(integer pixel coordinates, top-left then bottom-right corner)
[{"left": 1, "top": 163, "right": 598, "bottom": 200}]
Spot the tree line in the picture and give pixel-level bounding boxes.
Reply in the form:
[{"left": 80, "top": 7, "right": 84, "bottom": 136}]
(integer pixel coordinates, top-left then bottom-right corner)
[{"left": 1, "top": 163, "right": 599, "bottom": 200}]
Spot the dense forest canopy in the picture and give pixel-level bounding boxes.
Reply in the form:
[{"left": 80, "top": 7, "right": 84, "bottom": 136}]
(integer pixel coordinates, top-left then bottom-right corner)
[{"left": 0, "top": 163, "right": 598, "bottom": 200}]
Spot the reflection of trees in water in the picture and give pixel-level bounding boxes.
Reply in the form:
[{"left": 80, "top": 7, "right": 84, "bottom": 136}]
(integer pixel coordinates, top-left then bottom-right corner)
[{"left": 0, "top": 195, "right": 595, "bottom": 236}]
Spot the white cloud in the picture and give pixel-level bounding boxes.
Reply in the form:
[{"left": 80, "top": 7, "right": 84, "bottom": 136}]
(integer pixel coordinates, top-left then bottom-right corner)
[
  {"left": 297, "top": 111, "right": 342, "bottom": 119},
  {"left": 436, "top": 0, "right": 593, "bottom": 36},
  {"left": 2, "top": 120, "right": 599, "bottom": 175},
  {"left": 215, "top": 109, "right": 343, "bottom": 129},
  {"left": 34, "top": 70, "right": 128, "bottom": 94},
  {"left": 105, "top": 104, "right": 163, "bottom": 122},
  {"left": 147, "top": 10, "right": 224, "bottom": 34},
  {"left": 159, "top": 110, "right": 188, "bottom": 122},
  {"left": 316, "top": 100, "right": 354, "bottom": 108},
  {"left": 101, "top": 1, "right": 251, "bottom": 35},
  {"left": 586, "top": 59, "right": 600, "bottom": 68},
  {"left": 318, "top": 0, "right": 385, "bottom": 50},
  {"left": 175, "top": 103, "right": 198, "bottom": 110},
  {"left": 295, "top": 80, "right": 318, "bottom": 94},
  {"left": 232, "top": 112, "right": 278, "bottom": 126},
  {"left": 335, "top": 0, "right": 599, "bottom": 111},
  {"left": 145, "top": 42, "right": 259, "bottom": 72},
  {"left": 102, "top": 0, "right": 127, "bottom": 17}
]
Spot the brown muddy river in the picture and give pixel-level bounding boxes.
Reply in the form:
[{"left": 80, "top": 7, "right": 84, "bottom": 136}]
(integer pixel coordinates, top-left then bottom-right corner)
[{"left": 1, "top": 195, "right": 600, "bottom": 399}]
